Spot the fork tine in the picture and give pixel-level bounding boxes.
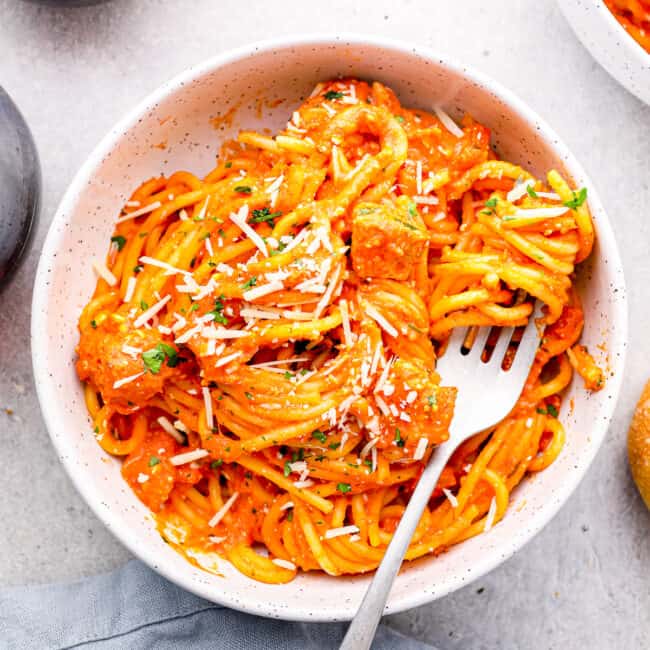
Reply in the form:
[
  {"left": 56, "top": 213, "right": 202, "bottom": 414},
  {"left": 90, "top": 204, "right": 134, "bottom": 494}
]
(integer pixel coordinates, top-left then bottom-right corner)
[
  {"left": 466, "top": 326, "right": 492, "bottom": 361},
  {"left": 506, "top": 301, "right": 544, "bottom": 374},
  {"left": 488, "top": 326, "right": 515, "bottom": 367},
  {"left": 445, "top": 326, "right": 468, "bottom": 355}
]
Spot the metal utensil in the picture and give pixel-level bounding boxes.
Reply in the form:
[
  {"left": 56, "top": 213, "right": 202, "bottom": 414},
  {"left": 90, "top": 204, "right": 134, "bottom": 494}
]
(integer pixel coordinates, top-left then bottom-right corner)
[{"left": 341, "top": 303, "right": 544, "bottom": 650}]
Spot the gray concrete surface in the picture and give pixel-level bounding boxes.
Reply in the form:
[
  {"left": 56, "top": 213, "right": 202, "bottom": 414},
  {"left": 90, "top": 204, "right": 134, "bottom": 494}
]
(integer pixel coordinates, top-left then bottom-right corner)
[{"left": 0, "top": 1, "right": 648, "bottom": 648}]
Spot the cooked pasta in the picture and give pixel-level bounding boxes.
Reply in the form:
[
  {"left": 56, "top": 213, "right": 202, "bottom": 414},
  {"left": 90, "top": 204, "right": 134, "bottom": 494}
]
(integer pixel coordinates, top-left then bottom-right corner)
[
  {"left": 605, "top": 0, "right": 650, "bottom": 52},
  {"left": 76, "top": 79, "right": 603, "bottom": 584}
]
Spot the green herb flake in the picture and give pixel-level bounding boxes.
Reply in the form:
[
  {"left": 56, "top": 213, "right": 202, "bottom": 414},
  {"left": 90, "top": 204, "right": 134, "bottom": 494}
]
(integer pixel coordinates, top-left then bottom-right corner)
[
  {"left": 427, "top": 394, "right": 437, "bottom": 408},
  {"left": 251, "top": 207, "right": 282, "bottom": 227},
  {"left": 408, "top": 202, "right": 418, "bottom": 218},
  {"left": 286, "top": 511, "right": 293, "bottom": 522},
  {"left": 190, "top": 302, "right": 200, "bottom": 312},
  {"left": 312, "top": 429, "right": 327, "bottom": 443},
  {"left": 224, "top": 162, "right": 232, "bottom": 168},
  {"left": 526, "top": 185, "right": 538, "bottom": 198},
  {"left": 210, "top": 459, "right": 223, "bottom": 469},
  {"left": 547, "top": 404, "right": 559, "bottom": 418},
  {"left": 244, "top": 391, "right": 253, "bottom": 400},
  {"left": 396, "top": 218, "right": 417, "bottom": 231},
  {"left": 140, "top": 300, "right": 149, "bottom": 311},
  {"left": 328, "top": 442, "right": 341, "bottom": 450},
  {"left": 234, "top": 185, "right": 252, "bottom": 194},
  {"left": 395, "top": 427, "right": 405, "bottom": 447},
  {"left": 336, "top": 482, "right": 352, "bottom": 493},
  {"left": 241, "top": 276, "right": 258, "bottom": 290},
  {"left": 142, "top": 343, "right": 179, "bottom": 374},
  {"left": 324, "top": 90, "right": 344, "bottom": 100},
  {"left": 283, "top": 461, "right": 292, "bottom": 477},
  {"left": 564, "top": 187, "right": 587, "bottom": 210},
  {"left": 90, "top": 320, "right": 97, "bottom": 329},
  {"left": 394, "top": 115, "right": 405, "bottom": 123},
  {"left": 148, "top": 456, "right": 160, "bottom": 467},
  {"left": 133, "top": 264, "right": 143, "bottom": 274},
  {"left": 485, "top": 197, "right": 498, "bottom": 208},
  {"left": 111, "top": 235, "right": 127, "bottom": 251}
]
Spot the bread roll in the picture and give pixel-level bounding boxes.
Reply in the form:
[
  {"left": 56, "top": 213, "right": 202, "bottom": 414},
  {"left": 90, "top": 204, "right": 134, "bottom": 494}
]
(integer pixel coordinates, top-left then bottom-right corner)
[{"left": 628, "top": 380, "right": 650, "bottom": 509}]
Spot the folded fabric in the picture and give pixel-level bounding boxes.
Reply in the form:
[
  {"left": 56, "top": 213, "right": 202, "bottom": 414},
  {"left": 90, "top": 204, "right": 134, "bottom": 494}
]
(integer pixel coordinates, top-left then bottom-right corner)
[{"left": 0, "top": 560, "right": 437, "bottom": 649}]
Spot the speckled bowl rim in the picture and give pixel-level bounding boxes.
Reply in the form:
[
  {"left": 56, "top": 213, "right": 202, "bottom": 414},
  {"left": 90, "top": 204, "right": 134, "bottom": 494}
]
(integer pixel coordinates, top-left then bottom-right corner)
[
  {"left": 32, "top": 33, "right": 628, "bottom": 621},
  {"left": 558, "top": 0, "right": 650, "bottom": 105}
]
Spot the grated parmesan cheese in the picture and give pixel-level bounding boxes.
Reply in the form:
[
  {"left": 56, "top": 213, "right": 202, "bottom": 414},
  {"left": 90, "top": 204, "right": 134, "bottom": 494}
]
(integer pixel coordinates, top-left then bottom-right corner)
[
  {"left": 116, "top": 201, "right": 161, "bottom": 223},
  {"left": 92, "top": 259, "right": 117, "bottom": 286},
  {"left": 202, "top": 387, "right": 213, "bottom": 428},
  {"left": 272, "top": 558, "right": 296, "bottom": 571},
  {"left": 324, "top": 525, "right": 360, "bottom": 540},
  {"left": 133, "top": 295, "right": 171, "bottom": 328},
  {"left": 484, "top": 497, "right": 497, "bottom": 531},
  {"left": 112, "top": 371, "right": 144, "bottom": 389},
  {"left": 208, "top": 491, "right": 240, "bottom": 527},
  {"left": 364, "top": 304, "right": 398, "bottom": 337},
  {"left": 433, "top": 105, "right": 464, "bottom": 138},
  {"left": 170, "top": 448, "right": 209, "bottom": 466},
  {"left": 442, "top": 488, "right": 458, "bottom": 508}
]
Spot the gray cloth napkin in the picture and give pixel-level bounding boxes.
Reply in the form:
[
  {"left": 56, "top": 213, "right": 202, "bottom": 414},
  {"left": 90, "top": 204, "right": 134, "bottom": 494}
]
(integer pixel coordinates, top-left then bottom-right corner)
[{"left": 0, "top": 560, "right": 436, "bottom": 649}]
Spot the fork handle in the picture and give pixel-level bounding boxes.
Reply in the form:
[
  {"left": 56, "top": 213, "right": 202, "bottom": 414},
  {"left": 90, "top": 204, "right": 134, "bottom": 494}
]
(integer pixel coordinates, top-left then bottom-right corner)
[{"left": 340, "top": 443, "right": 455, "bottom": 650}]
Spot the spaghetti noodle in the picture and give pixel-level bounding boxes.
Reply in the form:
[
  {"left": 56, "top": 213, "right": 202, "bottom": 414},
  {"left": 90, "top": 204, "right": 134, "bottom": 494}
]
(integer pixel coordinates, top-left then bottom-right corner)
[{"left": 76, "top": 79, "right": 604, "bottom": 584}]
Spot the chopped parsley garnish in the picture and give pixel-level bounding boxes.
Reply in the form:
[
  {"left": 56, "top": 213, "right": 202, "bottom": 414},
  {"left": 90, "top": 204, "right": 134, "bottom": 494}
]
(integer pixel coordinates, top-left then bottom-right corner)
[
  {"left": 286, "top": 511, "right": 293, "bottom": 522},
  {"left": 336, "top": 482, "right": 352, "bottom": 493},
  {"left": 394, "top": 427, "right": 405, "bottom": 447},
  {"left": 427, "top": 395, "right": 437, "bottom": 408},
  {"left": 140, "top": 300, "right": 149, "bottom": 311},
  {"left": 485, "top": 197, "right": 498, "bottom": 208},
  {"left": 148, "top": 456, "right": 160, "bottom": 467},
  {"left": 564, "top": 187, "right": 587, "bottom": 209},
  {"left": 324, "top": 90, "right": 344, "bottom": 100},
  {"left": 251, "top": 207, "right": 282, "bottom": 227},
  {"left": 270, "top": 240, "right": 288, "bottom": 256},
  {"left": 234, "top": 185, "right": 252, "bottom": 194},
  {"left": 133, "top": 264, "right": 143, "bottom": 274},
  {"left": 207, "top": 295, "right": 228, "bottom": 325},
  {"left": 408, "top": 202, "right": 418, "bottom": 217},
  {"left": 396, "top": 218, "right": 417, "bottom": 230},
  {"left": 328, "top": 442, "right": 341, "bottom": 450},
  {"left": 394, "top": 115, "right": 405, "bottom": 123},
  {"left": 90, "top": 320, "right": 97, "bottom": 329},
  {"left": 283, "top": 371, "right": 294, "bottom": 380},
  {"left": 547, "top": 404, "right": 559, "bottom": 418},
  {"left": 190, "top": 302, "right": 200, "bottom": 311},
  {"left": 526, "top": 185, "right": 538, "bottom": 198},
  {"left": 224, "top": 161, "right": 232, "bottom": 168},
  {"left": 142, "top": 343, "right": 179, "bottom": 374},
  {"left": 312, "top": 429, "right": 327, "bottom": 443},
  {"left": 283, "top": 461, "right": 292, "bottom": 477},
  {"left": 408, "top": 323, "right": 426, "bottom": 334},
  {"left": 210, "top": 459, "right": 223, "bottom": 469},
  {"left": 241, "top": 276, "right": 258, "bottom": 290},
  {"left": 244, "top": 391, "right": 253, "bottom": 400},
  {"left": 111, "top": 235, "right": 127, "bottom": 251}
]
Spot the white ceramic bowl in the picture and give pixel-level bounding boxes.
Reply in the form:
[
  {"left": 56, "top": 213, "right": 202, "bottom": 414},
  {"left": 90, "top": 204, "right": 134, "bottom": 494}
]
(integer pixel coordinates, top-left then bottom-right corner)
[
  {"left": 558, "top": 0, "right": 650, "bottom": 104},
  {"left": 32, "top": 34, "right": 627, "bottom": 621}
]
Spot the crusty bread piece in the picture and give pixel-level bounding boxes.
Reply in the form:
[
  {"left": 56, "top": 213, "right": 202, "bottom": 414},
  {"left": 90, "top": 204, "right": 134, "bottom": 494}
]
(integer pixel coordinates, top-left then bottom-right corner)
[{"left": 628, "top": 380, "right": 650, "bottom": 509}]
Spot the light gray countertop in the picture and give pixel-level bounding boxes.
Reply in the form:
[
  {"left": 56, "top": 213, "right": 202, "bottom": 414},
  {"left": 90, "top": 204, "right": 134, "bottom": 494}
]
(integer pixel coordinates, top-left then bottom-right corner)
[{"left": 1, "top": 1, "right": 649, "bottom": 648}]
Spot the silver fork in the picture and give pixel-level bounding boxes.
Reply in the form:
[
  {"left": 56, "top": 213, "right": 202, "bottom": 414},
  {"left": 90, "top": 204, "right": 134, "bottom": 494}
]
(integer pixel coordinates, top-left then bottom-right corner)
[{"left": 340, "top": 302, "right": 544, "bottom": 650}]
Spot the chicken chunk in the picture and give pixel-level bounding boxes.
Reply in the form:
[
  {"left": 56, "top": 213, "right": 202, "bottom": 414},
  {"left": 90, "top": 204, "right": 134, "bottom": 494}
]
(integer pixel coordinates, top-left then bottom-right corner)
[{"left": 351, "top": 201, "right": 428, "bottom": 281}]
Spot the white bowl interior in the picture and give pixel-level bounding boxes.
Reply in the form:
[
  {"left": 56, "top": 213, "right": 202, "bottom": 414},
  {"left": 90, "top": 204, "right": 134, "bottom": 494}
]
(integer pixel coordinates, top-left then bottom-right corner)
[
  {"left": 32, "top": 36, "right": 627, "bottom": 621},
  {"left": 558, "top": 0, "right": 650, "bottom": 105}
]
